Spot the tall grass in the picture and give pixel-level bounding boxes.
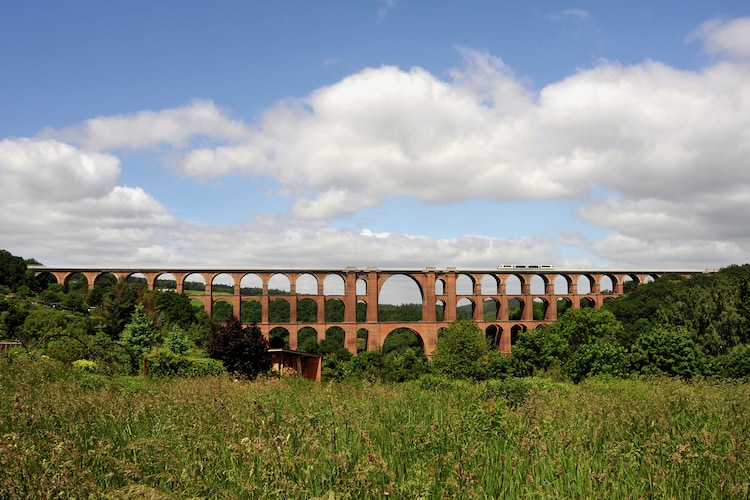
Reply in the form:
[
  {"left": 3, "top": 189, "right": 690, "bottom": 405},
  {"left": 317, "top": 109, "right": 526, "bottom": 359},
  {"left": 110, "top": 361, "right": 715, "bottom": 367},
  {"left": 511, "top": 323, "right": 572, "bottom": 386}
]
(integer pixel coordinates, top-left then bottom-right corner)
[{"left": 1, "top": 356, "right": 748, "bottom": 498}]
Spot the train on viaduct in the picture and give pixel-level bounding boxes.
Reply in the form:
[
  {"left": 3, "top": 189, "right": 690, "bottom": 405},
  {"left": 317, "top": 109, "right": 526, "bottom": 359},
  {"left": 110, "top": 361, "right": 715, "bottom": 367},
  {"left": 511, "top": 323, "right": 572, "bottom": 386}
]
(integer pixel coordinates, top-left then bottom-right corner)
[{"left": 31, "top": 265, "right": 703, "bottom": 356}]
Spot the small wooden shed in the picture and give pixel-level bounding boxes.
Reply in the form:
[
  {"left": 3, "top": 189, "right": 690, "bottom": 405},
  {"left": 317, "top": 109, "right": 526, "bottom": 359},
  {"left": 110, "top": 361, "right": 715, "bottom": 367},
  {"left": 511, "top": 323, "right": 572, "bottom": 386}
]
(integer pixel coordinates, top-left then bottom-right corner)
[{"left": 269, "top": 349, "right": 322, "bottom": 382}]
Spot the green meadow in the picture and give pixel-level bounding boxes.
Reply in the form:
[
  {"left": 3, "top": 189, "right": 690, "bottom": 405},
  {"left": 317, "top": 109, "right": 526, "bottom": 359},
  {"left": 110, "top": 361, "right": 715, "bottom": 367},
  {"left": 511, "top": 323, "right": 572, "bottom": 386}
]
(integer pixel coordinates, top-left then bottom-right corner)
[{"left": 1, "top": 356, "right": 748, "bottom": 499}]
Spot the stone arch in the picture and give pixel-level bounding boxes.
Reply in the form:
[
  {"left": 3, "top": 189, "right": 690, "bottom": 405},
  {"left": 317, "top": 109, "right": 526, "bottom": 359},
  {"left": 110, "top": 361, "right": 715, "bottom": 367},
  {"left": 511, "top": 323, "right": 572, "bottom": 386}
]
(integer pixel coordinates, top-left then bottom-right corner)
[
  {"left": 510, "top": 324, "right": 527, "bottom": 346},
  {"left": 212, "top": 299, "right": 233, "bottom": 322},
  {"left": 269, "top": 273, "right": 291, "bottom": 295},
  {"left": 486, "top": 324, "right": 502, "bottom": 350},
  {"left": 382, "top": 327, "right": 424, "bottom": 355},
  {"left": 241, "top": 298, "right": 262, "bottom": 324},
  {"left": 269, "top": 297, "right": 291, "bottom": 322},
  {"left": 295, "top": 273, "right": 318, "bottom": 295},
  {"left": 356, "top": 278, "right": 367, "bottom": 295},
  {"left": 378, "top": 273, "right": 424, "bottom": 303},
  {"left": 296, "top": 297, "right": 318, "bottom": 323},
  {"left": 456, "top": 297, "right": 474, "bottom": 320},
  {"left": 554, "top": 274, "right": 571, "bottom": 294},
  {"left": 435, "top": 300, "right": 446, "bottom": 321},
  {"left": 211, "top": 272, "right": 234, "bottom": 295},
  {"left": 297, "top": 326, "right": 319, "bottom": 352},
  {"left": 357, "top": 328, "right": 369, "bottom": 353},
  {"left": 456, "top": 274, "right": 474, "bottom": 295},
  {"left": 530, "top": 275, "right": 547, "bottom": 295},
  {"left": 577, "top": 275, "right": 594, "bottom": 294},
  {"left": 184, "top": 272, "right": 207, "bottom": 294},
  {"left": 63, "top": 273, "right": 89, "bottom": 293},
  {"left": 483, "top": 297, "right": 500, "bottom": 321},
  {"left": 599, "top": 275, "right": 614, "bottom": 294},
  {"left": 435, "top": 278, "right": 445, "bottom": 295},
  {"left": 269, "top": 327, "right": 290, "bottom": 349},
  {"left": 322, "top": 326, "right": 345, "bottom": 354},
  {"left": 580, "top": 297, "right": 596, "bottom": 308},
  {"left": 156, "top": 272, "right": 177, "bottom": 291},
  {"left": 93, "top": 272, "right": 118, "bottom": 290},
  {"left": 533, "top": 297, "right": 549, "bottom": 320},
  {"left": 481, "top": 274, "right": 499, "bottom": 294},
  {"left": 508, "top": 297, "right": 524, "bottom": 320},
  {"left": 323, "top": 274, "right": 345, "bottom": 295},
  {"left": 356, "top": 300, "right": 367, "bottom": 322},
  {"left": 378, "top": 274, "right": 423, "bottom": 320},
  {"left": 505, "top": 274, "right": 523, "bottom": 295},
  {"left": 324, "top": 298, "right": 345, "bottom": 322},
  {"left": 240, "top": 273, "right": 262, "bottom": 295},
  {"left": 556, "top": 297, "right": 572, "bottom": 317}
]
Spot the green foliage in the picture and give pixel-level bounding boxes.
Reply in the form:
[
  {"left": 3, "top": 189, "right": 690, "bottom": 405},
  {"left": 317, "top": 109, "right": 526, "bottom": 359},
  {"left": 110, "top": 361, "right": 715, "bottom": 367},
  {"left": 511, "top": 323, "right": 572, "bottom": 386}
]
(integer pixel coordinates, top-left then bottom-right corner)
[
  {"left": 378, "top": 303, "right": 422, "bottom": 321},
  {"left": 480, "top": 377, "right": 532, "bottom": 408},
  {"left": 211, "top": 300, "right": 234, "bottom": 323},
  {"left": 324, "top": 298, "right": 344, "bottom": 322},
  {"left": 296, "top": 298, "right": 317, "bottom": 322},
  {"left": 1, "top": 358, "right": 749, "bottom": 498},
  {"left": 630, "top": 325, "right": 700, "bottom": 378},
  {"left": 563, "top": 340, "right": 630, "bottom": 383},
  {"left": 120, "top": 304, "right": 159, "bottom": 357},
  {"left": 508, "top": 327, "right": 568, "bottom": 377},
  {"left": 166, "top": 324, "right": 189, "bottom": 355},
  {"left": 381, "top": 328, "right": 423, "bottom": 355},
  {"left": 268, "top": 327, "right": 290, "bottom": 348},
  {"left": 551, "top": 308, "right": 623, "bottom": 350},
  {"left": 0, "top": 249, "right": 28, "bottom": 291},
  {"left": 72, "top": 359, "right": 97, "bottom": 373},
  {"left": 241, "top": 299, "right": 262, "bottom": 323},
  {"left": 153, "top": 290, "right": 196, "bottom": 328},
  {"left": 381, "top": 347, "right": 429, "bottom": 383},
  {"left": 206, "top": 317, "right": 271, "bottom": 379},
  {"left": 431, "top": 319, "right": 488, "bottom": 380},
  {"left": 720, "top": 343, "right": 750, "bottom": 379},
  {"left": 144, "top": 349, "right": 224, "bottom": 377},
  {"left": 97, "top": 280, "right": 145, "bottom": 340},
  {"left": 297, "top": 327, "right": 320, "bottom": 354}
]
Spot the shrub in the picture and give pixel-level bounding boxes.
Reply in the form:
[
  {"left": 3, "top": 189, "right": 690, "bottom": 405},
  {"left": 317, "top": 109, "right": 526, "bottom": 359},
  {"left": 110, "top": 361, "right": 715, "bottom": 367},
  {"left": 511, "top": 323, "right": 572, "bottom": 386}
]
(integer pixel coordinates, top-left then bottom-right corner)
[
  {"left": 166, "top": 324, "right": 189, "bottom": 355},
  {"left": 722, "top": 344, "right": 750, "bottom": 379},
  {"left": 481, "top": 378, "right": 532, "bottom": 408},
  {"left": 72, "top": 359, "right": 97, "bottom": 373},
  {"left": 630, "top": 325, "right": 700, "bottom": 378},
  {"left": 206, "top": 317, "right": 271, "bottom": 379},
  {"left": 431, "top": 319, "right": 488, "bottom": 380},
  {"left": 563, "top": 340, "right": 630, "bottom": 383},
  {"left": 144, "top": 349, "right": 224, "bottom": 377}
]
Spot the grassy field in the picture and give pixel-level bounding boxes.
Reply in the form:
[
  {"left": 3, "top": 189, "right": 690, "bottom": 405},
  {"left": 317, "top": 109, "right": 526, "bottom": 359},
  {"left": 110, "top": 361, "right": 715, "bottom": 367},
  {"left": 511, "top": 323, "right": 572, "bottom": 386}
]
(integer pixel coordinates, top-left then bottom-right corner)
[{"left": 1, "top": 356, "right": 748, "bottom": 499}]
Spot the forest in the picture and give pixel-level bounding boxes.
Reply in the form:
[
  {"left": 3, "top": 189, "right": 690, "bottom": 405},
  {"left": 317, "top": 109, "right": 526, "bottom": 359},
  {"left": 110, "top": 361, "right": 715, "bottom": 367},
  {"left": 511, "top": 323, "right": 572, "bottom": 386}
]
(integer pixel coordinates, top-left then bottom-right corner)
[{"left": 1, "top": 248, "right": 749, "bottom": 383}]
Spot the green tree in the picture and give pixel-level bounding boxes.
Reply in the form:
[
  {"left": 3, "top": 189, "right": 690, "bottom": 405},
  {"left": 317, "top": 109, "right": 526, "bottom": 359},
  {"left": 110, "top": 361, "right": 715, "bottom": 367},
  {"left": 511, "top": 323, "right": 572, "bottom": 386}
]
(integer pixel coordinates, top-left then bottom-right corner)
[
  {"left": 121, "top": 304, "right": 159, "bottom": 357},
  {"left": 431, "top": 319, "right": 488, "bottom": 380},
  {"left": 166, "top": 324, "right": 189, "bottom": 355},
  {"left": 153, "top": 290, "right": 196, "bottom": 328},
  {"left": 630, "top": 325, "right": 699, "bottom": 378},
  {"left": 0, "top": 249, "right": 28, "bottom": 291},
  {"left": 206, "top": 318, "right": 271, "bottom": 379}
]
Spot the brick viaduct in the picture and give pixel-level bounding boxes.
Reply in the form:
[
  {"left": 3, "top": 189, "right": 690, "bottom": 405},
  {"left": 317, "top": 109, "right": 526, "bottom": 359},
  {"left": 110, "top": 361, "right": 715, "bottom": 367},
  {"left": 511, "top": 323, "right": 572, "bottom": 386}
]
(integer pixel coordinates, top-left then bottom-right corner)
[{"left": 32, "top": 266, "right": 701, "bottom": 356}]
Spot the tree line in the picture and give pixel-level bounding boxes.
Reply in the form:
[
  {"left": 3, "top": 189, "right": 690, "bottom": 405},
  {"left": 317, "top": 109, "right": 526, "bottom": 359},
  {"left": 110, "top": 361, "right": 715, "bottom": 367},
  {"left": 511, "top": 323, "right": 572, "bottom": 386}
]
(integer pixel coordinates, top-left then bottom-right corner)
[{"left": 1, "top": 249, "right": 749, "bottom": 382}]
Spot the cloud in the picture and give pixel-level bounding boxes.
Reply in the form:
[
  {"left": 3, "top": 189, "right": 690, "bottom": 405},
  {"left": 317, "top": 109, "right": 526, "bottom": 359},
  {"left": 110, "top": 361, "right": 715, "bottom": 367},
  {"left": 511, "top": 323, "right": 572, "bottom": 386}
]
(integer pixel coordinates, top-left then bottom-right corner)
[
  {"left": 40, "top": 99, "right": 249, "bottom": 151},
  {"left": 0, "top": 138, "right": 177, "bottom": 262},
  {"left": 550, "top": 9, "right": 591, "bottom": 22},
  {"left": 377, "top": 0, "right": 398, "bottom": 21},
  {"left": 689, "top": 17, "right": 750, "bottom": 59},
  {"left": 6, "top": 17, "right": 750, "bottom": 272}
]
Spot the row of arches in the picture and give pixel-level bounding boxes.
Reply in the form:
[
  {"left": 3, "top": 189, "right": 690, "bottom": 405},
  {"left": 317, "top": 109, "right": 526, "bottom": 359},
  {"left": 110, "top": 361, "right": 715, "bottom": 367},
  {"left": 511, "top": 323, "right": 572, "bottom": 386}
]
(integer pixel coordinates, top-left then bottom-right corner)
[
  {"left": 208, "top": 296, "right": 603, "bottom": 324},
  {"left": 42, "top": 269, "right": 657, "bottom": 300}
]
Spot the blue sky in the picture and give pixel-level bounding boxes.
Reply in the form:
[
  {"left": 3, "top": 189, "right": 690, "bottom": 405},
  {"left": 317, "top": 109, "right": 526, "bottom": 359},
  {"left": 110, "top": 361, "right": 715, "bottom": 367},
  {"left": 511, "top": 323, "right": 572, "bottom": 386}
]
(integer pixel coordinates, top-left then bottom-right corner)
[{"left": 2, "top": 0, "right": 750, "bottom": 273}]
